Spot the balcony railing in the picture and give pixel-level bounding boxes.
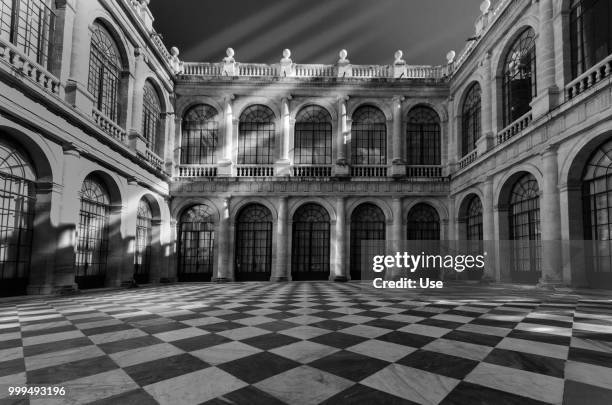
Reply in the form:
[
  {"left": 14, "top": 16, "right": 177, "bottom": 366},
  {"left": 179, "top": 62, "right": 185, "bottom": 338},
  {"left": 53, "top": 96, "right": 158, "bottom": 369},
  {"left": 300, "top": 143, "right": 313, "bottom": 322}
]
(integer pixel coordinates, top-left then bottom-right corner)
[
  {"left": 406, "top": 165, "right": 443, "bottom": 178},
  {"left": 0, "top": 38, "right": 59, "bottom": 95},
  {"left": 92, "top": 108, "right": 127, "bottom": 143},
  {"left": 497, "top": 111, "right": 533, "bottom": 145},
  {"left": 182, "top": 62, "right": 448, "bottom": 80},
  {"left": 292, "top": 165, "right": 332, "bottom": 178},
  {"left": 566, "top": 53, "right": 612, "bottom": 100},
  {"left": 145, "top": 148, "right": 164, "bottom": 171},
  {"left": 350, "top": 165, "right": 388, "bottom": 177},
  {"left": 177, "top": 165, "right": 217, "bottom": 178},
  {"left": 236, "top": 165, "right": 274, "bottom": 177},
  {"left": 458, "top": 150, "right": 478, "bottom": 170}
]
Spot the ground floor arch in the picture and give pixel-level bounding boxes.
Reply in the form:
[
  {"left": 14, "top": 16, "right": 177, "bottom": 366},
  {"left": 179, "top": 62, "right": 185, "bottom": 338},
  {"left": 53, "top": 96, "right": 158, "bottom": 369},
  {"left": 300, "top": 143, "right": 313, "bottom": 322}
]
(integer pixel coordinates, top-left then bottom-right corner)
[
  {"left": 235, "top": 203, "right": 273, "bottom": 281},
  {"left": 177, "top": 204, "right": 216, "bottom": 282},
  {"left": 350, "top": 203, "right": 386, "bottom": 281},
  {"left": 291, "top": 203, "right": 331, "bottom": 280}
]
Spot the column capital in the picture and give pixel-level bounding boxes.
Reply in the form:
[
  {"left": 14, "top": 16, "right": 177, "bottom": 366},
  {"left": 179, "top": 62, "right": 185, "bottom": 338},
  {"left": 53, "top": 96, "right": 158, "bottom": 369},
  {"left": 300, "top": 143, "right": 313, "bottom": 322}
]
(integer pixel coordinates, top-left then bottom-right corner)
[
  {"left": 541, "top": 143, "right": 559, "bottom": 158},
  {"left": 338, "top": 95, "right": 349, "bottom": 103},
  {"left": 281, "top": 95, "right": 293, "bottom": 102},
  {"left": 224, "top": 94, "right": 235, "bottom": 103},
  {"left": 392, "top": 95, "right": 405, "bottom": 104}
]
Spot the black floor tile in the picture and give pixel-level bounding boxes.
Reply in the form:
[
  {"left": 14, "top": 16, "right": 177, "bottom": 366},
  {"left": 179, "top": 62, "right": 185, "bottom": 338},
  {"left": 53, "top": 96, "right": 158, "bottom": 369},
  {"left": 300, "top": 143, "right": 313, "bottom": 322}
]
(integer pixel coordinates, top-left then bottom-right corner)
[
  {"left": 309, "top": 350, "right": 389, "bottom": 381},
  {"left": 217, "top": 352, "right": 299, "bottom": 384},
  {"left": 124, "top": 353, "right": 209, "bottom": 386},
  {"left": 397, "top": 350, "right": 479, "bottom": 379}
]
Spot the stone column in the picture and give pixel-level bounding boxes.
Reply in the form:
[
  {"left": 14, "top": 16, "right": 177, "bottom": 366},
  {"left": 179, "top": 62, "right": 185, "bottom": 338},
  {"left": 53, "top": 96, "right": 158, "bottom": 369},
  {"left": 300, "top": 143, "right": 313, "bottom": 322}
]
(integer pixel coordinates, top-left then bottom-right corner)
[
  {"left": 540, "top": 146, "right": 563, "bottom": 286},
  {"left": 276, "top": 98, "right": 291, "bottom": 176},
  {"left": 531, "top": 0, "right": 559, "bottom": 118},
  {"left": 48, "top": 0, "right": 76, "bottom": 93},
  {"left": 334, "top": 97, "right": 350, "bottom": 177},
  {"left": 390, "top": 96, "right": 406, "bottom": 177},
  {"left": 128, "top": 50, "right": 147, "bottom": 154},
  {"left": 477, "top": 52, "right": 495, "bottom": 153},
  {"left": 391, "top": 198, "right": 403, "bottom": 242},
  {"left": 149, "top": 219, "right": 162, "bottom": 283},
  {"left": 218, "top": 96, "right": 234, "bottom": 176},
  {"left": 334, "top": 197, "right": 348, "bottom": 281},
  {"left": 106, "top": 204, "right": 128, "bottom": 288},
  {"left": 482, "top": 177, "right": 497, "bottom": 281},
  {"left": 274, "top": 197, "right": 289, "bottom": 281},
  {"left": 64, "top": 2, "right": 94, "bottom": 112},
  {"left": 216, "top": 197, "right": 232, "bottom": 281}
]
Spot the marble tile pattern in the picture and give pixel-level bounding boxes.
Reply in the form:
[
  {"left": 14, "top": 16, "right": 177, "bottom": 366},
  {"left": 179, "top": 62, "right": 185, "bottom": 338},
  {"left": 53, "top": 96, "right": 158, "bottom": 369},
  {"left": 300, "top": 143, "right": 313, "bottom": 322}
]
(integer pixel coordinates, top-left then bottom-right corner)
[{"left": 0, "top": 282, "right": 611, "bottom": 404}]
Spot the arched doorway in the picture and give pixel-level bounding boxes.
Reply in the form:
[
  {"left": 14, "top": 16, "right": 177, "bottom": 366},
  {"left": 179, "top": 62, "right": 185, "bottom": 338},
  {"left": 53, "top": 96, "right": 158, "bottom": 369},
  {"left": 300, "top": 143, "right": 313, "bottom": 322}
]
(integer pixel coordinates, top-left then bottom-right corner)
[
  {"left": 0, "top": 139, "right": 36, "bottom": 296},
  {"left": 235, "top": 204, "right": 273, "bottom": 281},
  {"left": 75, "top": 175, "right": 111, "bottom": 289},
  {"left": 583, "top": 138, "right": 612, "bottom": 288},
  {"left": 407, "top": 203, "right": 441, "bottom": 240},
  {"left": 291, "top": 203, "right": 331, "bottom": 280},
  {"left": 178, "top": 205, "right": 215, "bottom": 282},
  {"left": 350, "top": 203, "right": 386, "bottom": 281},
  {"left": 459, "top": 195, "right": 484, "bottom": 280},
  {"left": 508, "top": 173, "right": 541, "bottom": 283},
  {"left": 134, "top": 199, "right": 153, "bottom": 284}
]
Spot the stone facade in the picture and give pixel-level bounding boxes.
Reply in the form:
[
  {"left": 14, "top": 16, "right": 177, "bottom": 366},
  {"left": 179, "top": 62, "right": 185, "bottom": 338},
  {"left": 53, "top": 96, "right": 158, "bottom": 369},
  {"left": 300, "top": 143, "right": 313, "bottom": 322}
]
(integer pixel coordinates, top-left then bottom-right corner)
[{"left": 1, "top": 0, "right": 612, "bottom": 294}]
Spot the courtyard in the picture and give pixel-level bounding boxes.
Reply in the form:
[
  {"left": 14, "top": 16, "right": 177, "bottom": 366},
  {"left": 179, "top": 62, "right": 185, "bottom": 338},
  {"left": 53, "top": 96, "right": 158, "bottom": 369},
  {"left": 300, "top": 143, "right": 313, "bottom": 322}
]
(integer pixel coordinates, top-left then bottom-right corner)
[{"left": 0, "top": 282, "right": 611, "bottom": 404}]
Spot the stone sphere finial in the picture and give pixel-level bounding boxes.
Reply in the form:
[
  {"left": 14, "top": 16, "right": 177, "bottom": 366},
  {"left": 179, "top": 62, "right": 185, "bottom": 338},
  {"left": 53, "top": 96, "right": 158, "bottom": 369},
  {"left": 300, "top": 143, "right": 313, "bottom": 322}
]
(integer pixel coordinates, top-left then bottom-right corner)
[
  {"left": 480, "top": 0, "right": 491, "bottom": 14},
  {"left": 446, "top": 50, "right": 456, "bottom": 64},
  {"left": 170, "top": 46, "right": 179, "bottom": 57},
  {"left": 395, "top": 50, "right": 403, "bottom": 60},
  {"left": 283, "top": 49, "right": 291, "bottom": 59},
  {"left": 339, "top": 49, "right": 348, "bottom": 60},
  {"left": 226, "top": 48, "right": 235, "bottom": 58}
]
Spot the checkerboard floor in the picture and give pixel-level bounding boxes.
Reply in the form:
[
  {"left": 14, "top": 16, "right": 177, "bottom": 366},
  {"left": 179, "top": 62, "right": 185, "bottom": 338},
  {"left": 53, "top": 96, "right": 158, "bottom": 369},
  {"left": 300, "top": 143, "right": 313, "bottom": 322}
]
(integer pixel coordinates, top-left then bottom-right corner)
[{"left": 1, "top": 282, "right": 612, "bottom": 405}]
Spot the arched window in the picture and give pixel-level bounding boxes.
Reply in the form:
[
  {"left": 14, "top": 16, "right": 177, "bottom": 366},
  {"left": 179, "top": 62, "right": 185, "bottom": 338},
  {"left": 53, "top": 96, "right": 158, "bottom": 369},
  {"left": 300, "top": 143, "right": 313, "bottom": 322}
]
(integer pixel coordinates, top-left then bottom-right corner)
[
  {"left": 351, "top": 106, "right": 387, "bottom": 165},
  {"left": 239, "top": 105, "right": 275, "bottom": 165},
  {"left": 0, "top": 138, "right": 36, "bottom": 296},
  {"left": 350, "top": 203, "right": 386, "bottom": 280},
  {"left": 583, "top": 138, "right": 612, "bottom": 286},
  {"left": 292, "top": 204, "right": 331, "bottom": 280},
  {"left": 294, "top": 106, "right": 332, "bottom": 165},
  {"left": 570, "top": 0, "right": 612, "bottom": 79},
  {"left": 407, "top": 203, "right": 440, "bottom": 240},
  {"left": 76, "top": 175, "right": 111, "bottom": 289},
  {"left": 178, "top": 205, "right": 215, "bottom": 282},
  {"left": 461, "top": 83, "right": 482, "bottom": 156},
  {"left": 134, "top": 199, "right": 153, "bottom": 284},
  {"left": 235, "top": 204, "right": 273, "bottom": 281},
  {"left": 142, "top": 80, "right": 163, "bottom": 152},
  {"left": 464, "top": 196, "right": 483, "bottom": 241},
  {"left": 406, "top": 107, "right": 441, "bottom": 166},
  {"left": 509, "top": 173, "right": 541, "bottom": 282},
  {"left": 502, "top": 28, "right": 536, "bottom": 127},
  {"left": 88, "top": 22, "right": 123, "bottom": 123},
  {"left": 181, "top": 105, "right": 219, "bottom": 165}
]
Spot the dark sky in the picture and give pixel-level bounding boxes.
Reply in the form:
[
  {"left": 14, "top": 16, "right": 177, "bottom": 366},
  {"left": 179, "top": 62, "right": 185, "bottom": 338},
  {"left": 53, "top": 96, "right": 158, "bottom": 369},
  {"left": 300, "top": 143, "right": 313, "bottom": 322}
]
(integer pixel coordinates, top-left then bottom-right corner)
[{"left": 150, "top": 0, "right": 483, "bottom": 66}]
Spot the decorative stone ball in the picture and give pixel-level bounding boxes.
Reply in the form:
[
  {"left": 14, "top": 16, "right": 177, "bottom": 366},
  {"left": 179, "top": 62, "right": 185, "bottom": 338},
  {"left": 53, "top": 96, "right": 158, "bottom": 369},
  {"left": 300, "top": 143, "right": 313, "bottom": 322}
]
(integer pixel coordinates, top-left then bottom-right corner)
[
  {"left": 226, "top": 48, "right": 235, "bottom": 58},
  {"left": 339, "top": 49, "right": 348, "bottom": 61},
  {"left": 480, "top": 0, "right": 491, "bottom": 14},
  {"left": 170, "top": 47, "right": 179, "bottom": 57},
  {"left": 283, "top": 49, "right": 291, "bottom": 59},
  {"left": 446, "top": 50, "right": 456, "bottom": 64}
]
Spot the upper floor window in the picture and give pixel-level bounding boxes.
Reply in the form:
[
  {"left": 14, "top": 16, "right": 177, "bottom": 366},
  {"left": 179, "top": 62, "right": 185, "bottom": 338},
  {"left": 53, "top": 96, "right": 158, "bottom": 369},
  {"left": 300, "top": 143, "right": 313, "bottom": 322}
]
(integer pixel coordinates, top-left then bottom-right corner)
[
  {"left": 181, "top": 104, "right": 219, "bottom": 165},
  {"left": 461, "top": 83, "right": 482, "bottom": 156},
  {"left": 88, "top": 22, "right": 123, "bottom": 123},
  {"left": 238, "top": 105, "right": 275, "bottom": 165},
  {"left": 502, "top": 27, "right": 536, "bottom": 127},
  {"left": 294, "top": 105, "right": 332, "bottom": 165},
  {"left": 0, "top": 0, "right": 55, "bottom": 68},
  {"left": 351, "top": 106, "right": 386, "bottom": 165},
  {"left": 570, "top": 0, "right": 612, "bottom": 79},
  {"left": 406, "top": 106, "right": 441, "bottom": 166},
  {"left": 142, "top": 80, "right": 162, "bottom": 153}
]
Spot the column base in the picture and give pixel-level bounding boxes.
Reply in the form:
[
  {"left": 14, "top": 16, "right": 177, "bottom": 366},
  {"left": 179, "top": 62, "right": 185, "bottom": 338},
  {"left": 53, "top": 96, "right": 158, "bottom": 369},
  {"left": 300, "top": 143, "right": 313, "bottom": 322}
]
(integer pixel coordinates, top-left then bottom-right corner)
[
  {"left": 333, "top": 276, "right": 348, "bottom": 282},
  {"left": 272, "top": 276, "right": 289, "bottom": 282},
  {"left": 275, "top": 161, "right": 291, "bottom": 177},
  {"left": 530, "top": 87, "right": 560, "bottom": 120},
  {"left": 389, "top": 164, "right": 406, "bottom": 178},
  {"left": 27, "top": 284, "right": 54, "bottom": 295},
  {"left": 536, "top": 279, "right": 567, "bottom": 290},
  {"left": 52, "top": 284, "right": 79, "bottom": 295},
  {"left": 333, "top": 165, "right": 350, "bottom": 177},
  {"left": 160, "top": 277, "right": 175, "bottom": 283},
  {"left": 213, "top": 277, "right": 232, "bottom": 283}
]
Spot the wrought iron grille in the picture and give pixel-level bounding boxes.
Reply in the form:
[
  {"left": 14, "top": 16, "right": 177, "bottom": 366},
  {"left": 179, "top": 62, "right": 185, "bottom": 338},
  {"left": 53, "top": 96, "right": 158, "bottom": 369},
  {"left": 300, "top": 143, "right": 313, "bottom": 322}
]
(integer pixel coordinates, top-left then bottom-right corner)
[
  {"left": 142, "top": 80, "right": 162, "bottom": 151},
  {"left": 178, "top": 205, "right": 215, "bottom": 281},
  {"left": 407, "top": 203, "right": 440, "bottom": 240},
  {"left": 0, "top": 139, "right": 35, "bottom": 296},
  {"left": 406, "top": 107, "right": 441, "bottom": 166},
  {"left": 351, "top": 106, "right": 387, "bottom": 165},
  {"left": 291, "top": 203, "right": 330, "bottom": 279},
  {"left": 466, "top": 196, "right": 484, "bottom": 241},
  {"left": 350, "top": 204, "right": 385, "bottom": 280},
  {"left": 235, "top": 204, "right": 273, "bottom": 280},
  {"left": 0, "top": 0, "right": 55, "bottom": 68},
  {"left": 509, "top": 173, "right": 541, "bottom": 275},
  {"left": 583, "top": 138, "right": 612, "bottom": 276},
  {"left": 238, "top": 105, "right": 275, "bottom": 165},
  {"left": 502, "top": 28, "right": 536, "bottom": 127},
  {"left": 181, "top": 104, "right": 219, "bottom": 165},
  {"left": 75, "top": 176, "right": 111, "bottom": 289},
  {"left": 294, "top": 106, "right": 332, "bottom": 165},
  {"left": 88, "top": 22, "right": 122, "bottom": 123},
  {"left": 570, "top": 0, "right": 612, "bottom": 79},
  {"left": 461, "top": 83, "right": 482, "bottom": 156},
  {"left": 134, "top": 199, "right": 152, "bottom": 283}
]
